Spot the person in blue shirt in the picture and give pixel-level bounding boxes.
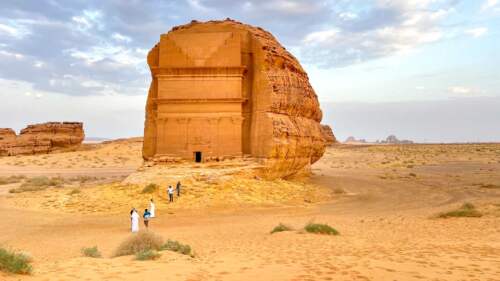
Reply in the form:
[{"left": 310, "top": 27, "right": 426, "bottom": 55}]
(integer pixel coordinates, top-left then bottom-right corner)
[{"left": 143, "top": 208, "right": 151, "bottom": 228}]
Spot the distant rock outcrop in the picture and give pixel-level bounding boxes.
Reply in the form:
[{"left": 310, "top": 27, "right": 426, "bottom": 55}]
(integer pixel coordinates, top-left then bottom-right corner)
[
  {"left": 344, "top": 136, "right": 367, "bottom": 143},
  {"left": 0, "top": 122, "right": 85, "bottom": 156},
  {"left": 380, "top": 135, "right": 413, "bottom": 144}
]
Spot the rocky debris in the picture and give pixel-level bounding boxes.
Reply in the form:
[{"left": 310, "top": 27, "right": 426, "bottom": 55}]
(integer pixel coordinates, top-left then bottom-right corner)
[
  {"left": 0, "top": 122, "right": 84, "bottom": 156},
  {"left": 143, "top": 19, "right": 333, "bottom": 178},
  {"left": 320, "top": 125, "right": 336, "bottom": 146}
]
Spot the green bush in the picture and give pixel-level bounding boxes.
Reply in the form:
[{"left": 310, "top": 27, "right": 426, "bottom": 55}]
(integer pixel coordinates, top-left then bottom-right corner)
[
  {"left": 437, "top": 203, "right": 483, "bottom": 218},
  {"left": 0, "top": 247, "right": 32, "bottom": 274},
  {"left": 81, "top": 246, "right": 101, "bottom": 258},
  {"left": 270, "top": 223, "right": 293, "bottom": 234},
  {"left": 304, "top": 223, "right": 339, "bottom": 235},
  {"left": 135, "top": 249, "right": 161, "bottom": 261},
  {"left": 161, "top": 240, "right": 192, "bottom": 256},
  {"left": 141, "top": 183, "right": 158, "bottom": 194},
  {"left": 114, "top": 231, "right": 164, "bottom": 257}
]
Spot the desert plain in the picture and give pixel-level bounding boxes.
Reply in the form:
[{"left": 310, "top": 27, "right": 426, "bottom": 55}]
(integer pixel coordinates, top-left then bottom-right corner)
[{"left": 0, "top": 140, "right": 499, "bottom": 281}]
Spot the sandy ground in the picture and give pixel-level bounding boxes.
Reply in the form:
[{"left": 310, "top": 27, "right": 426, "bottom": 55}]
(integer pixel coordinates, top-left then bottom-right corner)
[{"left": 1, "top": 142, "right": 499, "bottom": 280}]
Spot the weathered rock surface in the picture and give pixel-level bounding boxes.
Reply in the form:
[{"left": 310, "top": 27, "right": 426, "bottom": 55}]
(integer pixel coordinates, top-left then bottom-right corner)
[
  {"left": 0, "top": 122, "right": 84, "bottom": 156},
  {"left": 321, "top": 125, "right": 336, "bottom": 146},
  {"left": 143, "top": 19, "right": 333, "bottom": 178}
]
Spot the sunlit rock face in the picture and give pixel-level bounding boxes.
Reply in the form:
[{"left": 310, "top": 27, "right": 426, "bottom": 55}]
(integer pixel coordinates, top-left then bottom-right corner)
[
  {"left": 143, "top": 19, "right": 333, "bottom": 178},
  {"left": 0, "top": 122, "right": 84, "bottom": 156}
]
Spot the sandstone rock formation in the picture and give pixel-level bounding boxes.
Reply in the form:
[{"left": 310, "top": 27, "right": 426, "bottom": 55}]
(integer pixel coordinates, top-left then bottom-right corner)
[
  {"left": 0, "top": 122, "right": 84, "bottom": 156},
  {"left": 143, "top": 19, "right": 333, "bottom": 178},
  {"left": 320, "top": 125, "right": 336, "bottom": 146},
  {"left": 380, "top": 135, "right": 414, "bottom": 144}
]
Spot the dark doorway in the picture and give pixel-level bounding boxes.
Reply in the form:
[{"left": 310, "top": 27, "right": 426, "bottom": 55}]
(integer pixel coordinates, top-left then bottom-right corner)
[{"left": 194, "top": 151, "right": 202, "bottom": 163}]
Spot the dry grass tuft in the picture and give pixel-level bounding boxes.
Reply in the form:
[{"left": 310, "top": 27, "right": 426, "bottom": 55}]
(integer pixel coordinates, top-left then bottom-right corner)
[
  {"left": 437, "top": 203, "right": 483, "bottom": 218},
  {"left": 114, "top": 231, "right": 164, "bottom": 257}
]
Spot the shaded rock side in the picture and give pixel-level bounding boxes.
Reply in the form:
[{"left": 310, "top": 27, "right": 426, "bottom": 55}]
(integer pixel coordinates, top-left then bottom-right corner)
[
  {"left": 143, "top": 19, "right": 333, "bottom": 178},
  {"left": 0, "top": 122, "right": 85, "bottom": 156},
  {"left": 321, "top": 125, "right": 336, "bottom": 146}
]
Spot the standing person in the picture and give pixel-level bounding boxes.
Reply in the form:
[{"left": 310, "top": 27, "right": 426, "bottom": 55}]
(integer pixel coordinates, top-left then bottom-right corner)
[
  {"left": 143, "top": 209, "right": 151, "bottom": 228},
  {"left": 149, "top": 199, "right": 155, "bottom": 218},
  {"left": 168, "top": 185, "right": 174, "bottom": 203},
  {"left": 176, "top": 181, "right": 181, "bottom": 197},
  {"left": 130, "top": 208, "right": 139, "bottom": 233}
]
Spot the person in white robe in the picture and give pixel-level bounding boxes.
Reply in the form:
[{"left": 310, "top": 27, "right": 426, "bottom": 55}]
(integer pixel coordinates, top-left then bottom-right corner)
[
  {"left": 149, "top": 199, "right": 155, "bottom": 218},
  {"left": 131, "top": 208, "right": 139, "bottom": 233}
]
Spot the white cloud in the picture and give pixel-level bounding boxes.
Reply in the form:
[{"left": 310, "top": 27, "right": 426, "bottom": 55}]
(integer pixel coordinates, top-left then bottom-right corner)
[
  {"left": 72, "top": 10, "right": 103, "bottom": 31},
  {"left": 339, "top": 12, "right": 358, "bottom": 21},
  {"left": 303, "top": 29, "right": 339, "bottom": 44},
  {"left": 112, "top": 33, "right": 132, "bottom": 43},
  {"left": 448, "top": 86, "right": 473, "bottom": 95},
  {"left": 0, "top": 50, "right": 24, "bottom": 59},
  {"left": 0, "top": 23, "right": 30, "bottom": 39},
  {"left": 464, "top": 27, "right": 488, "bottom": 38},
  {"left": 481, "top": 0, "right": 499, "bottom": 11},
  {"left": 300, "top": 1, "right": 453, "bottom": 67}
]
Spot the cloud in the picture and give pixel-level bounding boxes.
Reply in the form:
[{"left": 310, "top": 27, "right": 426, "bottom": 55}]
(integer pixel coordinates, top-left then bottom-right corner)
[
  {"left": 448, "top": 86, "right": 473, "bottom": 95},
  {"left": 299, "top": 0, "right": 455, "bottom": 67},
  {"left": 481, "top": 0, "right": 499, "bottom": 11},
  {"left": 464, "top": 27, "right": 488, "bottom": 38}
]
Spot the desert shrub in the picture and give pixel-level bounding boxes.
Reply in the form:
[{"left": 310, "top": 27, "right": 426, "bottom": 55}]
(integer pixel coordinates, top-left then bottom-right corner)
[
  {"left": 113, "top": 231, "right": 163, "bottom": 257},
  {"left": 161, "top": 240, "right": 192, "bottom": 256},
  {"left": 9, "top": 176, "right": 65, "bottom": 193},
  {"left": 333, "top": 187, "right": 346, "bottom": 194},
  {"left": 0, "top": 247, "right": 32, "bottom": 274},
  {"left": 480, "top": 183, "right": 500, "bottom": 189},
  {"left": 270, "top": 223, "right": 293, "bottom": 234},
  {"left": 135, "top": 249, "right": 161, "bottom": 261},
  {"left": 81, "top": 246, "right": 101, "bottom": 258},
  {"left": 437, "top": 203, "right": 483, "bottom": 218},
  {"left": 409, "top": 173, "right": 417, "bottom": 177},
  {"left": 304, "top": 223, "right": 339, "bottom": 235},
  {"left": 0, "top": 175, "right": 25, "bottom": 185},
  {"left": 68, "top": 189, "right": 81, "bottom": 195},
  {"left": 141, "top": 183, "right": 158, "bottom": 194}
]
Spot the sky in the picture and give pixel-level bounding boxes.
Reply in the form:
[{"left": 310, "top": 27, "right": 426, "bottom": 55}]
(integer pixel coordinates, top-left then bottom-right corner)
[{"left": 0, "top": 0, "right": 499, "bottom": 142}]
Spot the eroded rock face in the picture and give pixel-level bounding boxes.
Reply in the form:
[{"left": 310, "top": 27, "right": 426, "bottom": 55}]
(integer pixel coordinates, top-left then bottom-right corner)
[
  {"left": 0, "top": 122, "right": 85, "bottom": 156},
  {"left": 143, "top": 19, "right": 334, "bottom": 178},
  {"left": 321, "top": 125, "right": 337, "bottom": 146}
]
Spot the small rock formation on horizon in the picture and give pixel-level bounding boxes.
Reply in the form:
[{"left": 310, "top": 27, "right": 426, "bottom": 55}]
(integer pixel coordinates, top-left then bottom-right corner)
[
  {"left": 345, "top": 136, "right": 367, "bottom": 143},
  {"left": 0, "top": 122, "right": 85, "bottom": 156},
  {"left": 143, "top": 19, "right": 333, "bottom": 178},
  {"left": 380, "top": 135, "right": 414, "bottom": 144}
]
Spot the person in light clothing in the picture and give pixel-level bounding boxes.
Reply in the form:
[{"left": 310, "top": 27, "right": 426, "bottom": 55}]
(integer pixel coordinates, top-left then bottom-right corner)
[
  {"left": 130, "top": 208, "right": 139, "bottom": 233},
  {"left": 168, "top": 186, "right": 174, "bottom": 203},
  {"left": 149, "top": 198, "right": 155, "bottom": 218}
]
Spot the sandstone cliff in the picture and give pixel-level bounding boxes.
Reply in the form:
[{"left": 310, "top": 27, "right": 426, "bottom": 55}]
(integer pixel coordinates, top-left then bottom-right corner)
[
  {"left": 0, "top": 122, "right": 84, "bottom": 156},
  {"left": 143, "top": 19, "right": 334, "bottom": 178},
  {"left": 321, "top": 125, "right": 336, "bottom": 146}
]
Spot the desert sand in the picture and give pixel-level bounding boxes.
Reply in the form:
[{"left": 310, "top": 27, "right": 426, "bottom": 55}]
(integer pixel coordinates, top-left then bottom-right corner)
[{"left": 1, "top": 140, "right": 499, "bottom": 280}]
